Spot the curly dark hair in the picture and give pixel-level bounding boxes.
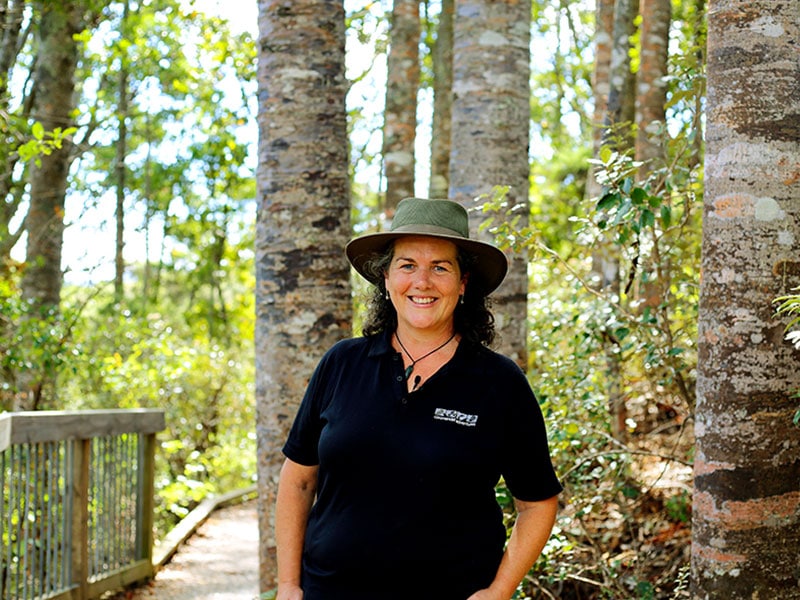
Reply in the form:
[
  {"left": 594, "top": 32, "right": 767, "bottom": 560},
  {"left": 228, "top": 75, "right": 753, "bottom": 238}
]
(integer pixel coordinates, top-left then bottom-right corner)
[{"left": 360, "top": 242, "right": 496, "bottom": 346}]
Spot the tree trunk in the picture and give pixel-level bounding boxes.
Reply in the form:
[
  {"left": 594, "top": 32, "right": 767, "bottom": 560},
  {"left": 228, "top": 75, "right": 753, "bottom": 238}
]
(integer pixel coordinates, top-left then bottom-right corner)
[
  {"left": 448, "top": 0, "right": 531, "bottom": 367},
  {"left": 584, "top": 0, "right": 614, "bottom": 205},
  {"left": 255, "top": 0, "right": 351, "bottom": 592},
  {"left": 0, "top": 0, "right": 29, "bottom": 266},
  {"left": 382, "top": 0, "right": 419, "bottom": 214},
  {"left": 22, "top": 0, "right": 82, "bottom": 308},
  {"left": 635, "top": 0, "right": 671, "bottom": 173},
  {"left": 692, "top": 2, "right": 800, "bottom": 598},
  {"left": 590, "top": 0, "right": 615, "bottom": 164},
  {"left": 17, "top": 0, "right": 82, "bottom": 410},
  {"left": 590, "top": 0, "right": 636, "bottom": 441},
  {"left": 604, "top": 0, "right": 639, "bottom": 145},
  {"left": 114, "top": 0, "right": 131, "bottom": 302},
  {"left": 428, "top": 0, "right": 453, "bottom": 200}
]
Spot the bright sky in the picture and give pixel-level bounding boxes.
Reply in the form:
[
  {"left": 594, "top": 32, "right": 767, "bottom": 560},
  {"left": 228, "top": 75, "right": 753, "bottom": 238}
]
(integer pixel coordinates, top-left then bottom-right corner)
[{"left": 190, "top": 0, "right": 257, "bottom": 34}]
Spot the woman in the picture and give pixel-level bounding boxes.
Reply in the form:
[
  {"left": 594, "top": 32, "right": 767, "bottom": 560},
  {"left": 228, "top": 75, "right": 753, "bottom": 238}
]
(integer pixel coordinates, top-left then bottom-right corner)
[{"left": 275, "top": 198, "right": 562, "bottom": 600}]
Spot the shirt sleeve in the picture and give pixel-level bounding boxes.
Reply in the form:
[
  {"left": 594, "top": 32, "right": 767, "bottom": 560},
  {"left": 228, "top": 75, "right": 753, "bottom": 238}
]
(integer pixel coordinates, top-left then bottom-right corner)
[
  {"left": 500, "top": 364, "right": 563, "bottom": 502},
  {"left": 281, "top": 349, "right": 334, "bottom": 466}
]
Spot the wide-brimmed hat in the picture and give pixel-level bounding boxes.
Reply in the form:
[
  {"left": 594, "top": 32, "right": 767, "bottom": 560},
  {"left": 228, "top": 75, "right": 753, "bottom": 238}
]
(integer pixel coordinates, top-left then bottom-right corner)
[{"left": 345, "top": 197, "right": 508, "bottom": 294}]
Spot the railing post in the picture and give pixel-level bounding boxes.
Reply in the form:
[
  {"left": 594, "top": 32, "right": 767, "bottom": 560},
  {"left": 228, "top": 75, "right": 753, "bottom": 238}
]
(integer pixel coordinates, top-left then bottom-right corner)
[
  {"left": 70, "top": 438, "right": 90, "bottom": 600},
  {"left": 136, "top": 432, "right": 157, "bottom": 567}
]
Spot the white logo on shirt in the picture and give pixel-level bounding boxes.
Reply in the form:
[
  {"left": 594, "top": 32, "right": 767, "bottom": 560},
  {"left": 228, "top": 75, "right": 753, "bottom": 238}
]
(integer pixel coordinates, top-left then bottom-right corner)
[{"left": 433, "top": 408, "right": 478, "bottom": 427}]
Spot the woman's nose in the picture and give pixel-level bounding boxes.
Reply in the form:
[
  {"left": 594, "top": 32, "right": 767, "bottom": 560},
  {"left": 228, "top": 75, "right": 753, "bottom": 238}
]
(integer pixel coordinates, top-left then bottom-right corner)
[{"left": 413, "top": 268, "right": 432, "bottom": 286}]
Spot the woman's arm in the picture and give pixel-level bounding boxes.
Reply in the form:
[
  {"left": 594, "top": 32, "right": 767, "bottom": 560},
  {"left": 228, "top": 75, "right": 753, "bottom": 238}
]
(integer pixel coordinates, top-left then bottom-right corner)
[
  {"left": 468, "top": 494, "right": 559, "bottom": 600},
  {"left": 275, "top": 458, "right": 319, "bottom": 600}
]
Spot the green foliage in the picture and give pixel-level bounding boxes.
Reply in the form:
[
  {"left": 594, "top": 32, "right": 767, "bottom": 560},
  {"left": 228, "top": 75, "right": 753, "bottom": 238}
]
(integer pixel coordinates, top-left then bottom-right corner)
[
  {"left": 0, "top": 264, "right": 83, "bottom": 410},
  {"left": 17, "top": 123, "right": 78, "bottom": 165},
  {"left": 481, "top": 85, "right": 702, "bottom": 594},
  {"left": 775, "top": 286, "right": 800, "bottom": 342},
  {"left": 664, "top": 490, "right": 691, "bottom": 524},
  {"left": 1, "top": 0, "right": 258, "bottom": 540},
  {"left": 61, "top": 269, "right": 255, "bottom": 535},
  {"left": 774, "top": 286, "right": 800, "bottom": 427}
]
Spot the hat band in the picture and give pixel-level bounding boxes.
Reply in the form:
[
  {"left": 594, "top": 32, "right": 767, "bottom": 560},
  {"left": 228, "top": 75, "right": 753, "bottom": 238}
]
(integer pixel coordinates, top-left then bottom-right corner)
[{"left": 391, "top": 223, "right": 468, "bottom": 239}]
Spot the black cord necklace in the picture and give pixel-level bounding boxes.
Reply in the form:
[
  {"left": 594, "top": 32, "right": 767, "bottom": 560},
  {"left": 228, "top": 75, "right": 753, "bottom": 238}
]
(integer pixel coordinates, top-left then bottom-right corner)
[{"left": 394, "top": 331, "right": 457, "bottom": 381}]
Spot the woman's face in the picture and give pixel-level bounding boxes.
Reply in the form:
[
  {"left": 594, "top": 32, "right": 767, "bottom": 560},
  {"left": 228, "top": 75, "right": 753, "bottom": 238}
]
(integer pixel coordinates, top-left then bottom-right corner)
[{"left": 384, "top": 236, "right": 466, "bottom": 337}]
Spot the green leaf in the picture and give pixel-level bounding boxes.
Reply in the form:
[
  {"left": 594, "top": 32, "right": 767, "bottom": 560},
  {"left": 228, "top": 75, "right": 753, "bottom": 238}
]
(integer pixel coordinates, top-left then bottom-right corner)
[
  {"left": 32, "top": 122, "right": 45, "bottom": 140},
  {"left": 614, "top": 327, "right": 630, "bottom": 341},
  {"left": 660, "top": 204, "right": 672, "bottom": 228},
  {"left": 622, "top": 177, "right": 633, "bottom": 194},
  {"left": 631, "top": 187, "right": 647, "bottom": 205},
  {"left": 597, "top": 192, "right": 620, "bottom": 211},
  {"left": 640, "top": 209, "right": 655, "bottom": 230},
  {"left": 612, "top": 199, "right": 632, "bottom": 225}
]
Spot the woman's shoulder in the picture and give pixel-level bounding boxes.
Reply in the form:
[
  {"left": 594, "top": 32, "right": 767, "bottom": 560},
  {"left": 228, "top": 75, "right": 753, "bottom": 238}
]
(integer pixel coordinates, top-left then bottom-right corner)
[
  {"left": 467, "top": 342, "right": 526, "bottom": 376},
  {"left": 323, "top": 331, "right": 387, "bottom": 361}
]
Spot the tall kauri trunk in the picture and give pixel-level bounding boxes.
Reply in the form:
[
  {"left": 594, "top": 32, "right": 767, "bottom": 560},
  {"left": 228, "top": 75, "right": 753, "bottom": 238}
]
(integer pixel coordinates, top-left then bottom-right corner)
[
  {"left": 605, "top": 0, "right": 639, "bottom": 144},
  {"left": 692, "top": 2, "right": 800, "bottom": 598},
  {"left": 449, "top": 0, "right": 531, "bottom": 367},
  {"left": 592, "top": 0, "right": 639, "bottom": 440},
  {"left": 635, "top": 0, "right": 671, "bottom": 173},
  {"left": 428, "top": 0, "right": 453, "bottom": 200},
  {"left": 382, "top": 0, "right": 419, "bottom": 214},
  {"left": 255, "top": 0, "right": 351, "bottom": 592}
]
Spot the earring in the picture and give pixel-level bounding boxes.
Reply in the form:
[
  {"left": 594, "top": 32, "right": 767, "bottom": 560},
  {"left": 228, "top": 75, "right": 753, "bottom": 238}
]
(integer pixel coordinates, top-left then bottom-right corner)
[
  {"left": 385, "top": 290, "right": 390, "bottom": 300},
  {"left": 459, "top": 294, "right": 464, "bottom": 305}
]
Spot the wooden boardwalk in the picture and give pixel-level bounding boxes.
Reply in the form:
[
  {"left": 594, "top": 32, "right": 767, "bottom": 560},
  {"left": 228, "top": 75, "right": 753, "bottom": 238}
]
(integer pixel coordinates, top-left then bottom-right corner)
[{"left": 108, "top": 500, "right": 260, "bottom": 600}]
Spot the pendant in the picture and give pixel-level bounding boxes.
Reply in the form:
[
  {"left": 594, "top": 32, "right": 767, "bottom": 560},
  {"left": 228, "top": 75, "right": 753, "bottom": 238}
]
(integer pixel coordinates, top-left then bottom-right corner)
[{"left": 404, "top": 365, "right": 414, "bottom": 380}]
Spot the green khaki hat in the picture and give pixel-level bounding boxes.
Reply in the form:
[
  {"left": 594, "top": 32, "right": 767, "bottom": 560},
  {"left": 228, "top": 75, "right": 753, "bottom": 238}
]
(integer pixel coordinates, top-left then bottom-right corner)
[{"left": 345, "top": 197, "right": 508, "bottom": 294}]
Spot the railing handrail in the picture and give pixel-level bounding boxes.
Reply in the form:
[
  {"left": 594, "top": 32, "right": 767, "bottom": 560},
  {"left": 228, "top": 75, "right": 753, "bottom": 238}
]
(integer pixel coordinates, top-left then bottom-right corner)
[{"left": 0, "top": 409, "right": 165, "bottom": 449}]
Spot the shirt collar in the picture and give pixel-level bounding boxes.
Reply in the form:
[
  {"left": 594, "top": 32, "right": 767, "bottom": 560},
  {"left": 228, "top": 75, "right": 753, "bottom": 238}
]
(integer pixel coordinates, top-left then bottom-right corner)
[
  {"left": 366, "top": 328, "right": 478, "bottom": 361},
  {"left": 367, "top": 328, "right": 396, "bottom": 358}
]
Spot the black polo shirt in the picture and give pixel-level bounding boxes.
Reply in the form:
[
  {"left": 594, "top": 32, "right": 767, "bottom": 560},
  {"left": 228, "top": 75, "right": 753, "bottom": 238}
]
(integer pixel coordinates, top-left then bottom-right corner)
[{"left": 282, "top": 329, "right": 562, "bottom": 600}]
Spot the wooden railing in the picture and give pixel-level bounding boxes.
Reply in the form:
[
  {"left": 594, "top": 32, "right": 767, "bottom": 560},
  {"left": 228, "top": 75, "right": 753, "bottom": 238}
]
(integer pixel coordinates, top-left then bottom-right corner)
[{"left": 0, "top": 409, "right": 165, "bottom": 600}]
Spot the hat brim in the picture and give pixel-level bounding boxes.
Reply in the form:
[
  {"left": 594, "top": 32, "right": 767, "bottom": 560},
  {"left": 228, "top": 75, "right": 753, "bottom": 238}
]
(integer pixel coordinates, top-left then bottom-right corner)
[{"left": 345, "top": 231, "right": 509, "bottom": 295}]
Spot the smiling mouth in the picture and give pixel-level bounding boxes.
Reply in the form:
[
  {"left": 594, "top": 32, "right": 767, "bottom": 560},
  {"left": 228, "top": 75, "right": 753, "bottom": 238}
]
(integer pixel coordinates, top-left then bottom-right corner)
[{"left": 410, "top": 296, "right": 436, "bottom": 305}]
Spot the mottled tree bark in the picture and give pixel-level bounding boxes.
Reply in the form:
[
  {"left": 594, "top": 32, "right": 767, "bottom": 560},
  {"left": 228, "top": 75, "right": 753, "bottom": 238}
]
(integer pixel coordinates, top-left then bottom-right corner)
[
  {"left": 449, "top": 0, "right": 531, "bottom": 367},
  {"left": 255, "top": 0, "right": 351, "bottom": 592},
  {"left": 604, "top": 0, "right": 639, "bottom": 144},
  {"left": 692, "top": 2, "right": 800, "bottom": 598},
  {"left": 590, "top": 0, "right": 633, "bottom": 440},
  {"left": 428, "top": 0, "right": 453, "bottom": 200},
  {"left": 589, "top": 0, "right": 615, "bottom": 167},
  {"left": 635, "top": 0, "right": 671, "bottom": 173},
  {"left": 382, "top": 0, "right": 419, "bottom": 214}
]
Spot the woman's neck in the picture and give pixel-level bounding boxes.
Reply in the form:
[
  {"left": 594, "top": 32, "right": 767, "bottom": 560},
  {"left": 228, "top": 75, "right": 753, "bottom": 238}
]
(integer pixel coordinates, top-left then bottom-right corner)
[{"left": 394, "top": 324, "right": 456, "bottom": 353}]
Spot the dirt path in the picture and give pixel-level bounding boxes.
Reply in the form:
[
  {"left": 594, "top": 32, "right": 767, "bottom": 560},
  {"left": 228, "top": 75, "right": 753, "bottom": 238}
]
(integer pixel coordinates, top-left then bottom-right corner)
[{"left": 109, "top": 501, "right": 260, "bottom": 600}]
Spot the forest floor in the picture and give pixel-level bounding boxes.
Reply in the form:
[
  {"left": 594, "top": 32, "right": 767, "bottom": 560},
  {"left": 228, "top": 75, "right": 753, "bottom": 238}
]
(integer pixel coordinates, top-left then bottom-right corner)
[{"left": 545, "top": 395, "right": 694, "bottom": 599}]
